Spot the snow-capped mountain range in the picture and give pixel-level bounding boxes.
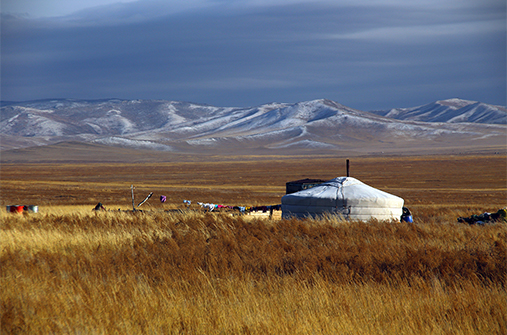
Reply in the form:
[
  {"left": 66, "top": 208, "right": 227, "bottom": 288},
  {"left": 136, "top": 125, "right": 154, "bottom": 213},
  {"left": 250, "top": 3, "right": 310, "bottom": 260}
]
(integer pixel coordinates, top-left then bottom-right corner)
[
  {"left": 370, "top": 98, "right": 506, "bottom": 124},
  {"left": 1, "top": 98, "right": 505, "bottom": 154}
]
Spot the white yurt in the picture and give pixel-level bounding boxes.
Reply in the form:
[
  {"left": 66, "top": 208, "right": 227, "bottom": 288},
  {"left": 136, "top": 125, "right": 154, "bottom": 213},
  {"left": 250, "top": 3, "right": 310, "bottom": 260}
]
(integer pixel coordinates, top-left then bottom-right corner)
[{"left": 281, "top": 177, "right": 404, "bottom": 221}]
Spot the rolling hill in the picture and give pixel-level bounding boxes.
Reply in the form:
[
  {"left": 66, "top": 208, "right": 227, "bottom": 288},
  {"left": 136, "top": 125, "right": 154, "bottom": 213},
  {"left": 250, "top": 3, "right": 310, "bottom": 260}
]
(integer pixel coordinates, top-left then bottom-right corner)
[
  {"left": 369, "top": 98, "right": 507, "bottom": 124},
  {"left": 1, "top": 98, "right": 505, "bottom": 160}
]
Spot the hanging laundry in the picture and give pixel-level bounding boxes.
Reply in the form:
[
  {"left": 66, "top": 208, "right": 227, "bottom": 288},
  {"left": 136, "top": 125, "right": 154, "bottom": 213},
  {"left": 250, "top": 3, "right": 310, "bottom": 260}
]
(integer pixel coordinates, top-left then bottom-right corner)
[{"left": 192, "top": 199, "right": 282, "bottom": 215}]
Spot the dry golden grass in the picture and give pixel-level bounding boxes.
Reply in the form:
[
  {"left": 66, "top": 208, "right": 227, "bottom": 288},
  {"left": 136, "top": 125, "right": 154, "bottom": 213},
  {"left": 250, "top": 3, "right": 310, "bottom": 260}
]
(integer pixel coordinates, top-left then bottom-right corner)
[
  {"left": 1, "top": 209, "right": 506, "bottom": 334},
  {"left": 1, "top": 154, "right": 506, "bottom": 210},
  {"left": 1, "top": 154, "right": 506, "bottom": 334}
]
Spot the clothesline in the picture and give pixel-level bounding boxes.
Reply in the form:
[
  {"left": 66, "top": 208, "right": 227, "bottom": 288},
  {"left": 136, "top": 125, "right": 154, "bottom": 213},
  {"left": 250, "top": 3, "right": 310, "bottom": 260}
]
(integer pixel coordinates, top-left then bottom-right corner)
[
  {"left": 185, "top": 200, "right": 281, "bottom": 213},
  {"left": 159, "top": 195, "right": 281, "bottom": 214}
]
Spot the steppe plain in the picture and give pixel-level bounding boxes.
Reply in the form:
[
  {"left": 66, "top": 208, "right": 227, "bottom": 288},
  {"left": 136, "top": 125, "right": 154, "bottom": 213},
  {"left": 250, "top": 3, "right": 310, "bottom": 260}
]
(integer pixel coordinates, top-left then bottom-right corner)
[{"left": 1, "top": 145, "right": 506, "bottom": 334}]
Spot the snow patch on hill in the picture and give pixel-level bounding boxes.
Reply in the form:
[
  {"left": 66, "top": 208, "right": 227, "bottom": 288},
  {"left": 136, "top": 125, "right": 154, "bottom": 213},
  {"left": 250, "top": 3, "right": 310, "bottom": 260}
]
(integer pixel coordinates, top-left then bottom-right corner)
[
  {"left": 436, "top": 98, "right": 477, "bottom": 108},
  {"left": 0, "top": 112, "right": 67, "bottom": 136},
  {"left": 83, "top": 110, "right": 136, "bottom": 135},
  {"left": 92, "top": 137, "right": 174, "bottom": 151},
  {"left": 272, "top": 139, "right": 336, "bottom": 149}
]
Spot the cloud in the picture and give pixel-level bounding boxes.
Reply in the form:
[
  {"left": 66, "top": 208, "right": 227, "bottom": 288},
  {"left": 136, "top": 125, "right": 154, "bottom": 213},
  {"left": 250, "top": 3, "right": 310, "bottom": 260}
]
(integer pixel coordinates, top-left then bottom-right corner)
[
  {"left": 323, "top": 20, "right": 504, "bottom": 44},
  {"left": 1, "top": 0, "right": 139, "bottom": 18},
  {"left": 1, "top": 0, "right": 505, "bottom": 110},
  {"left": 182, "top": 77, "right": 298, "bottom": 90}
]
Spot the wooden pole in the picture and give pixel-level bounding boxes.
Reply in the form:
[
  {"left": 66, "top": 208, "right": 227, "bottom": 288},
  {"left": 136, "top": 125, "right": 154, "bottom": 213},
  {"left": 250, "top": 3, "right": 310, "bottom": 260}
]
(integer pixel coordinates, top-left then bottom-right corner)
[
  {"left": 346, "top": 159, "right": 350, "bottom": 177},
  {"left": 131, "top": 185, "right": 135, "bottom": 211}
]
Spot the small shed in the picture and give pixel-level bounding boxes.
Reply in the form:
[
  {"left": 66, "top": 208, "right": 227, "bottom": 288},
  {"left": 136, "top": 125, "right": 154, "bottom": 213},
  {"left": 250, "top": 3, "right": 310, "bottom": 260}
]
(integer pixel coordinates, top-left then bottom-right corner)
[{"left": 286, "top": 178, "right": 326, "bottom": 195}]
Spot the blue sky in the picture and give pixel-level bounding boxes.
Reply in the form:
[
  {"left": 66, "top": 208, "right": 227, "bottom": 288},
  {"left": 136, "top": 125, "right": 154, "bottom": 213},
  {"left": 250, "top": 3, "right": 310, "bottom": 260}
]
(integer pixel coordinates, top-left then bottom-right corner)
[{"left": 1, "top": 0, "right": 505, "bottom": 110}]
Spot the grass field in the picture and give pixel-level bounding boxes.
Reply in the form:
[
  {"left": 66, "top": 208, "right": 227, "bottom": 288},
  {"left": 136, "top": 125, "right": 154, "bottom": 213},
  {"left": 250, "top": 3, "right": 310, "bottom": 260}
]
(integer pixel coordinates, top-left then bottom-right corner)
[
  {"left": 1, "top": 154, "right": 505, "bottom": 210},
  {"left": 1, "top": 154, "right": 506, "bottom": 334}
]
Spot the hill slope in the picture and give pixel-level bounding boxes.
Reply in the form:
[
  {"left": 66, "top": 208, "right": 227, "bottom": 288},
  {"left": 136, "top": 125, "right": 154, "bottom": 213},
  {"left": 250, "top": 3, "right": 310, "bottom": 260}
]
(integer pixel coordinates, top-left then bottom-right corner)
[
  {"left": 1, "top": 98, "right": 505, "bottom": 157},
  {"left": 369, "top": 98, "right": 507, "bottom": 124}
]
